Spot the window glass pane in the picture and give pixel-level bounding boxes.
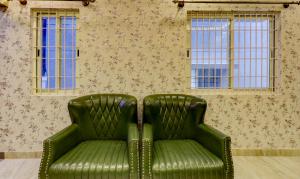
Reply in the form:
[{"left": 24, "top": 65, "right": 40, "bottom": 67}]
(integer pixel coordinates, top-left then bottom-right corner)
[
  {"left": 41, "top": 17, "right": 56, "bottom": 89},
  {"left": 60, "top": 16, "right": 76, "bottom": 89},
  {"left": 233, "top": 18, "right": 270, "bottom": 88},
  {"left": 191, "top": 18, "right": 230, "bottom": 88}
]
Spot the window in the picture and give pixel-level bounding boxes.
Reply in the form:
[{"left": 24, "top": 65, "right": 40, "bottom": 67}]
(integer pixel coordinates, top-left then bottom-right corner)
[
  {"left": 32, "top": 9, "right": 79, "bottom": 93},
  {"left": 188, "top": 12, "right": 279, "bottom": 90}
]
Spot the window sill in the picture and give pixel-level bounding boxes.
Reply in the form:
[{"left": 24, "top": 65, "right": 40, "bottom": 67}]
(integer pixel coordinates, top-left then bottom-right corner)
[
  {"left": 31, "top": 92, "right": 80, "bottom": 97},
  {"left": 188, "top": 89, "right": 281, "bottom": 96}
]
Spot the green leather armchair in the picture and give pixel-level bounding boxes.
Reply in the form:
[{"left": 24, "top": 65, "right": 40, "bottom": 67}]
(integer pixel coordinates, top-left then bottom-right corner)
[
  {"left": 141, "top": 94, "right": 233, "bottom": 179},
  {"left": 39, "top": 94, "right": 139, "bottom": 179}
]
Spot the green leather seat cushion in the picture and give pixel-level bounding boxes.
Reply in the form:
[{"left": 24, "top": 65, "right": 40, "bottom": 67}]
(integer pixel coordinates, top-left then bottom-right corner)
[
  {"left": 152, "top": 139, "right": 224, "bottom": 179},
  {"left": 49, "top": 140, "right": 129, "bottom": 179}
]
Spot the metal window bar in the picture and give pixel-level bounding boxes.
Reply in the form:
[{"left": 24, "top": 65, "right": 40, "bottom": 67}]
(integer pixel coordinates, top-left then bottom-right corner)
[
  {"left": 31, "top": 9, "right": 79, "bottom": 94},
  {"left": 47, "top": 9, "right": 50, "bottom": 92},
  {"left": 229, "top": 14, "right": 234, "bottom": 89},
  {"left": 188, "top": 11, "right": 279, "bottom": 91}
]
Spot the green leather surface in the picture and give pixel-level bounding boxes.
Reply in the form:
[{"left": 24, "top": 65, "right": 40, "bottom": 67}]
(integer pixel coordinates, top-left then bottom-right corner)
[
  {"left": 39, "top": 94, "right": 139, "bottom": 179},
  {"left": 128, "top": 123, "right": 140, "bottom": 179},
  {"left": 195, "top": 124, "right": 234, "bottom": 179},
  {"left": 68, "top": 94, "right": 137, "bottom": 140},
  {"left": 142, "top": 94, "right": 234, "bottom": 179},
  {"left": 49, "top": 140, "right": 129, "bottom": 179},
  {"left": 152, "top": 140, "right": 224, "bottom": 179},
  {"left": 143, "top": 94, "right": 207, "bottom": 140},
  {"left": 39, "top": 124, "right": 81, "bottom": 179},
  {"left": 141, "top": 124, "right": 153, "bottom": 179}
]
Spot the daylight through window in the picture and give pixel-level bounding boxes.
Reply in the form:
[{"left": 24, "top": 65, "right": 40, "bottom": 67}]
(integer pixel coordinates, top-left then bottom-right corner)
[
  {"left": 32, "top": 9, "right": 79, "bottom": 93},
  {"left": 189, "top": 12, "right": 279, "bottom": 90}
]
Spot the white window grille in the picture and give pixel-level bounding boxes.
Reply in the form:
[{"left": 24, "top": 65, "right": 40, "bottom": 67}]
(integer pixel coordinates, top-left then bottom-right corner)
[
  {"left": 188, "top": 11, "right": 280, "bottom": 90},
  {"left": 31, "top": 9, "right": 79, "bottom": 94}
]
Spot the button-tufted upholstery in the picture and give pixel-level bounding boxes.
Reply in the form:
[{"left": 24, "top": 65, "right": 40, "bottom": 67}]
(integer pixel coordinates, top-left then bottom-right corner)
[
  {"left": 141, "top": 94, "right": 234, "bottom": 179},
  {"left": 39, "top": 94, "right": 139, "bottom": 179}
]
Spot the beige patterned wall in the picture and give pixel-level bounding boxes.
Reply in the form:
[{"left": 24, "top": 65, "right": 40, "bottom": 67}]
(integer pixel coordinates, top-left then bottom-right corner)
[{"left": 0, "top": 0, "right": 299, "bottom": 152}]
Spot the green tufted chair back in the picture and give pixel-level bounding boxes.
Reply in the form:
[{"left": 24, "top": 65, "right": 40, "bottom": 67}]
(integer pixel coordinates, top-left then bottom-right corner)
[
  {"left": 143, "top": 94, "right": 207, "bottom": 140},
  {"left": 68, "top": 94, "right": 137, "bottom": 140}
]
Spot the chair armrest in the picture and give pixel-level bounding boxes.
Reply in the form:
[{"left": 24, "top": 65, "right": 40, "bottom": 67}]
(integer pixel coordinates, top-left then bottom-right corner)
[
  {"left": 195, "top": 124, "right": 234, "bottom": 179},
  {"left": 39, "top": 124, "right": 81, "bottom": 179},
  {"left": 141, "top": 123, "right": 153, "bottom": 179},
  {"left": 127, "top": 123, "right": 139, "bottom": 179}
]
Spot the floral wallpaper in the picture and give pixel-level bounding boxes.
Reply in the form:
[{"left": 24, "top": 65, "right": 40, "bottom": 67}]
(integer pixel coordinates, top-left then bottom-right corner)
[{"left": 0, "top": 0, "right": 299, "bottom": 152}]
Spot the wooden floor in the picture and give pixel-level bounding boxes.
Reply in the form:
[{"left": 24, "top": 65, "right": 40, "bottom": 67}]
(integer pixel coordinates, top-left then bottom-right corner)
[{"left": 0, "top": 157, "right": 299, "bottom": 179}]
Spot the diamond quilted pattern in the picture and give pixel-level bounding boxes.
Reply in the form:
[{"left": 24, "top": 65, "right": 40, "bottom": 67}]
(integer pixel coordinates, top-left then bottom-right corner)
[
  {"left": 158, "top": 95, "right": 191, "bottom": 138},
  {"left": 144, "top": 94, "right": 207, "bottom": 140},
  {"left": 68, "top": 94, "right": 137, "bottom": 140},
  {"left": 89, "top": 95, "right": 123, "bottom": 138}
]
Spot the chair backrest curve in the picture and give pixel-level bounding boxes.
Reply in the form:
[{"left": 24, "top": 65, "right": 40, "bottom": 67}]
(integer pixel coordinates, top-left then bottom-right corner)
[
  {"left": 143, "top": 94, "right": 207, "bottom": 140},
  {"left": 68, "top": 94, "right": 137, "bottom": 140}
]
